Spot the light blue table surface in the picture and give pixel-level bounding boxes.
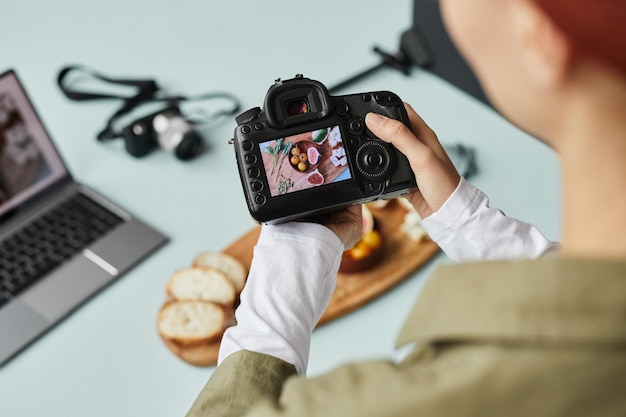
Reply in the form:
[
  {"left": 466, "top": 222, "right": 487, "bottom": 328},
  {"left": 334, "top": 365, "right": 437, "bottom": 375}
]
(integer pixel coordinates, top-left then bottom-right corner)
[{"left": 0, "top": 1, "right": 560, "bottom": 416}]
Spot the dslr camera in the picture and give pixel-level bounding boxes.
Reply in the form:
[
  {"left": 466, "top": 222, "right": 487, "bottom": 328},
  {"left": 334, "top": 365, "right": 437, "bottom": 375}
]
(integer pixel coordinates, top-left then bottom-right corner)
[
  {"left": 233, "top": 75, "right": 416, "bottom": 224},
  {"left": 121, "top": 105, "right": 203, "bottom": 160}
]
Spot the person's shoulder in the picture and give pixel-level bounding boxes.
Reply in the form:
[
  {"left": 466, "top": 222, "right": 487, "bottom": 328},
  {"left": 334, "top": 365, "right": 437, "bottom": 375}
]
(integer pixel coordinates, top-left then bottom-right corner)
[{"left": 396, "top": 341, "right": 626, "bottom": 417}]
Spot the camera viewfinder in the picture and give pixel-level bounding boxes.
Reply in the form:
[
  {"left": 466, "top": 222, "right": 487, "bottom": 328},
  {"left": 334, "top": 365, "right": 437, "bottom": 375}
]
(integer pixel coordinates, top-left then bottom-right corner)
[{"left": 287, "top": 98, "right": 309, "bottom": 116}]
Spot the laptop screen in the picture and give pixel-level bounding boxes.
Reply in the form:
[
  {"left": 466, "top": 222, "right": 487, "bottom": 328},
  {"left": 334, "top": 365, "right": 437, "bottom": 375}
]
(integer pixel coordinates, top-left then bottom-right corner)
[{"left": 0, "top": 70, "right": 68, "bottom": 219}]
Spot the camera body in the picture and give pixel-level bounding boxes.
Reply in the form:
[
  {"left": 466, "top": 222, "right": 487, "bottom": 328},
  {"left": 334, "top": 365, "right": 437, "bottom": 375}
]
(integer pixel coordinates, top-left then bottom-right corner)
[
  {"left": 121, "top": 105, "right": 203, "bottom": 160},
  {"left": 233, "top": 75, "right": 416, "bottom": 224}
]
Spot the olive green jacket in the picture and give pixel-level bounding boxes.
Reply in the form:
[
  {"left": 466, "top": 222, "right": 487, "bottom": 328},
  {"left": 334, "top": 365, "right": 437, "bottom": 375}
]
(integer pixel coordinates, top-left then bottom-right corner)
[{"left": 186, "top": 258, "right": 626, "bottom": 417}]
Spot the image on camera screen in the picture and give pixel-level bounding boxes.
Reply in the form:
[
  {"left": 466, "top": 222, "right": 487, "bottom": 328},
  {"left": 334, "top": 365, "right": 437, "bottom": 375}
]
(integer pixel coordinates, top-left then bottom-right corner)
[{"left": 259, "top": 125, "right": 352, "bottom": 197}]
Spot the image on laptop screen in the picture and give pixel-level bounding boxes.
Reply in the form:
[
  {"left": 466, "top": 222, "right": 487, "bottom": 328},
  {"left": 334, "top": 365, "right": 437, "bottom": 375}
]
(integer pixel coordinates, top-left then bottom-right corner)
[{"left": 0, "top": 72, "right": 67, "bottom": 217}]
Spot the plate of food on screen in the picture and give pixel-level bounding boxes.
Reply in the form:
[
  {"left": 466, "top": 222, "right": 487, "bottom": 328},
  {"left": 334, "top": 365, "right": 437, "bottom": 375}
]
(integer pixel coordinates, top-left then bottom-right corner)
[{"left": 289, "top": 141, "right": 321, "bottom": 173}]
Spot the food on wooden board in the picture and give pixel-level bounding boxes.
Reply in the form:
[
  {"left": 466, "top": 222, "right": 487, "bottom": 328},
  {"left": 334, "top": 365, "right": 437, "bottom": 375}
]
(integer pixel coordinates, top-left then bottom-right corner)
[
  {"left": 157, "top": 300, "right": 230, "bottom": 346},
  {"left": 158, "top": 252, "right": 249, "bottom": 366},
  {"left": 193, "top": 252, "right": 247, "bottom": 292},
  {"left": 339, "top": 205, "right": 385, "bottom": 273},
  {"left": 167, "top": 267, "right": 236, "bottom": 306}
]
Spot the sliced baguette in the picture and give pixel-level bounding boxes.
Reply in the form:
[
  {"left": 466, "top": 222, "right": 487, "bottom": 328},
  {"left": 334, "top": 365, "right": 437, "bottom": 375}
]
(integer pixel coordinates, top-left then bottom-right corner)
[
  {"left": 157, "top": 300, "right": 229, "bottom": 346},
  {"left": 192, "top": 252, "right": 247, "bottom": 292},
  {"left": 167, "top": 266, "right": 236, "bottom": 306}
]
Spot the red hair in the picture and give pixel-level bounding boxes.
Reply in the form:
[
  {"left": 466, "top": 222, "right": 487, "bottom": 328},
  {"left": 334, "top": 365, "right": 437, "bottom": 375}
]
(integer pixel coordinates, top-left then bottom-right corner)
[{"left": 531, "top": 0, "right": 626, "bottom": 75}]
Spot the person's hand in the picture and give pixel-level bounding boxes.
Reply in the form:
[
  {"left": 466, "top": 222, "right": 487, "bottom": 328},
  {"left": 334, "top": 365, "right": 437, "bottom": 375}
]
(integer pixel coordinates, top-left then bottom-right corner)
[
  {"left": 365, "top": 103, "right": 461, "bottom": 218},
  {"left": 306, "top": 204, "right": 363, "bottom": 249},
  {"left": 220, "top": 207, "right": 362, "bottom": 375}
]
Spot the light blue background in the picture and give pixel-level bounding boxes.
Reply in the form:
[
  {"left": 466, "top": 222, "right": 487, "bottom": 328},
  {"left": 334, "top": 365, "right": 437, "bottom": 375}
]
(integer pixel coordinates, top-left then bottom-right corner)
[{"left": 0, "top": 1, "right": 560, "bottom": 416}]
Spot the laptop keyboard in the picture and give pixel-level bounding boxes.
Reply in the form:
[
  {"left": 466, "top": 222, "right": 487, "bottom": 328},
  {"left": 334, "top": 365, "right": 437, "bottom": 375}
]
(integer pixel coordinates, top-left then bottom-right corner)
[{"left": 0, "top": 193, "right": 124, "bottom": 309}]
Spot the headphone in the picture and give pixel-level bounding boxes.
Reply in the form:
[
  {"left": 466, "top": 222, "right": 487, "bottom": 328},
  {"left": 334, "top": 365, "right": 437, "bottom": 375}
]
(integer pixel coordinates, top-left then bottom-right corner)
[{"left": 57, "top": 65, "right": 241, "bottom": 160}]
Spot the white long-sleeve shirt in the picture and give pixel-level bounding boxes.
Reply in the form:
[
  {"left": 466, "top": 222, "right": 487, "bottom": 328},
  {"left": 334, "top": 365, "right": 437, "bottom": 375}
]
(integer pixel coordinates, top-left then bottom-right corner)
[
  {"left": 218, "top": 179, "right": 557, "bottom": 374},
  {"left": 420, "top": 177, "right": 558, "bottom": 261}
]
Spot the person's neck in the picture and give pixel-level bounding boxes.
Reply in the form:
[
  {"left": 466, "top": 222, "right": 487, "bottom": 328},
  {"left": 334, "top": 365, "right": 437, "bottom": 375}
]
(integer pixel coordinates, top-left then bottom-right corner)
[{"left": 555, "top": 69, "right": 626, "bottom": 259}]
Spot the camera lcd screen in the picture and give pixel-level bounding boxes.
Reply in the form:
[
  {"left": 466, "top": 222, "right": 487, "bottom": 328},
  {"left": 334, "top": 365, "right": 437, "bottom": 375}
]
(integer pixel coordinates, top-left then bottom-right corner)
[{"left": 259, "top": 125, "right": 352, "bottom": 197}]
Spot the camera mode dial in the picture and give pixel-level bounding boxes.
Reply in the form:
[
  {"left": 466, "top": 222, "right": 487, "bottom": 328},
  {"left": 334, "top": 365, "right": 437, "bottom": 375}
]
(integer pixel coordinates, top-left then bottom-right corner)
[
  {"left": 236, "top": 107, "right": 261, "bottom": 125},
  {"left": 355, "top": 140, "right": 395, "bottom": 180}
]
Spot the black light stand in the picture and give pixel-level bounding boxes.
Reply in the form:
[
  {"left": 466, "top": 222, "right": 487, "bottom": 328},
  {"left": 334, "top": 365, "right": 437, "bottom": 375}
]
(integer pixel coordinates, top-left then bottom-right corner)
[
  {"left": 329, "top": 0, "right": 491, "bottom": 106},
  {"left": 328, "top": 28, "right": 432, "bottom": 95}
]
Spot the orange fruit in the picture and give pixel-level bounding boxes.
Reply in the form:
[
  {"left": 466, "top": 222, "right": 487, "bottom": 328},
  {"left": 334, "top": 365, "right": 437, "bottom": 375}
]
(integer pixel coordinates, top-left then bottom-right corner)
[
  {"left": 291, "top": 147, "right": 301, "bottom": 156},
  {"left": 290, "top": 155, "right": 300, "bottom": 165},
  {"left": 299, "top": 153, "right": 308, "bottom": 162},
  {"left": 297, "top": 162, "right": 307, "bottom": 171},
  {"left": 361, "top": 230, "right": 382, "bottom": 249},
  {"left": 349, "top": 243, "right": 372, "bottom": 260}
]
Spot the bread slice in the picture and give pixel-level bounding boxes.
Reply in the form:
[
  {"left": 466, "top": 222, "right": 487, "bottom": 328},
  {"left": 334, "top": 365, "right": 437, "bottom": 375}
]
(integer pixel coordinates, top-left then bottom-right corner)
[
  {"left": 157, "top": 300, "right": 228, "bottom": 346},
  {"left": 192, "top": 252, "right": 247, "bottom": 292},
  {"left": 167, "top": 267, "right": 236, "bottom": 306}
]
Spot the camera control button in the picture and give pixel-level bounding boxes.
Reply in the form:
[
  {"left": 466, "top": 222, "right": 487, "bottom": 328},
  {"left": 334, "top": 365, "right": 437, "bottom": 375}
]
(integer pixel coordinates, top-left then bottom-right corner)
[
  {"left": 350, "top": 136, "right": 361, "bottom": 147},
  {"left": 251, "top": 180, "right": 264, "bottom": 192},
  {"left": 254, "top": 194, "right": 267, "bottom": 206},
  {"left": 356, "top": 141, "right": 395, "bottom": 180},
  {"left": 248, "top": 167, "right": 261, "bottom": 178},
  {"left": 244, "top": 154, "right": 257, "bottom": 165},
  {"left": 336, "top": 102, "right": 349, "bottom": 116},
  {"left": 349, "top": 118, "right": 364, "bottom": 134},
  {"left": 374, "top": 94, "right": 395, "bottom": 105},
  {"left": 363, "top": 182, "right": 382, "bottom": 193},
  {"left": 361, "top": 94, "right": 371, "bottom": 101},
  {"left": 254, "top": 122, "right": 264, "bottom": 131},
  {"left": 366, "top": 153, "right": 383, "bottom": 167},
  {"left": 242, "top": 140, "right": 254, "bottom": 151},
  {"left": 241, "top": 125, "right": 251, "bottom": 134}
]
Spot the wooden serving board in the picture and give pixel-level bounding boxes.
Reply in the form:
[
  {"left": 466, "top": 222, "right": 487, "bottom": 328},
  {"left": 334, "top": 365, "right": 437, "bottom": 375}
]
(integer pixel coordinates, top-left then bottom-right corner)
[
  {"left": 222, "top": 199, "right": 440, "bottom": 327},
  {"left": 162, "top": 200, "right": 440, "bottom": 367}
]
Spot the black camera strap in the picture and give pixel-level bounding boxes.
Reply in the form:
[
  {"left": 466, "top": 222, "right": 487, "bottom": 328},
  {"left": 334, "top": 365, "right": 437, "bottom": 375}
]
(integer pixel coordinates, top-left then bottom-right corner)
[
  {"left": 93, "top": 92, "right": 241, "bottom": 142},
  {"left": 57, "top": 64, "right": 159, "bottom": 102},
  {"left": 57, "top": 65, "right": 241, "bottom": 141}
]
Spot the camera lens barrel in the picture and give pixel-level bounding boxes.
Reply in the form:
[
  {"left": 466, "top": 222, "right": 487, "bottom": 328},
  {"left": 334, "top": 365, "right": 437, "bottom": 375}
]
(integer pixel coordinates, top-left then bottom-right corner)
[
  {"left": 175, "top": 132, "right": 203, "bottom": 160},
  {"left": 122, "top": 120, "right": 155, "bottom": 157}
]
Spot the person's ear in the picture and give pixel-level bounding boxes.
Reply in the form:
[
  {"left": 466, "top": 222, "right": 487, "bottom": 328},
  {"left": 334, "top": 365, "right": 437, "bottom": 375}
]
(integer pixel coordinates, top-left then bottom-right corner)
[{"left": 512, "top": 0, "right": 572, "bottom": 88}]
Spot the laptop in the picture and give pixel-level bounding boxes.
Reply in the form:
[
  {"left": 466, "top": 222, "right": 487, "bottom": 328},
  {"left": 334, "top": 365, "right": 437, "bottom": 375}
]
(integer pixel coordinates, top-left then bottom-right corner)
[{"left": 0, "top": 69, "right": 167, "bottom": 366}]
